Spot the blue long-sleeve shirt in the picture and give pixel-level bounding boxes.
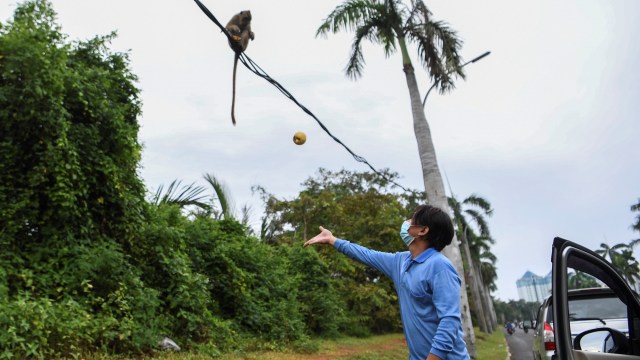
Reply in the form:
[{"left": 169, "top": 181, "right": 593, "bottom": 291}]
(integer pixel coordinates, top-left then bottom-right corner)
[{"left": 334, "top": 239, "right": 469, "bottom": 360}]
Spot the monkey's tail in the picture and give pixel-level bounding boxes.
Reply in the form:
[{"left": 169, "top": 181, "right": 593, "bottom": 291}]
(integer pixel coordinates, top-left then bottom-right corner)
[{"left": 231, "top": 54, "right": 238, "bottom": 126}]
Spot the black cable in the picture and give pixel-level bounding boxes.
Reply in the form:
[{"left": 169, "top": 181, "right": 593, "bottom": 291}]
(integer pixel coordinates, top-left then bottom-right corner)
[{"left": 192, "top": 0, "right": 410, "bottom": 192}]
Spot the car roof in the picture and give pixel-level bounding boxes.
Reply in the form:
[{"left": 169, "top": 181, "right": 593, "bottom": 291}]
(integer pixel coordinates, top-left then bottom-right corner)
[
  {"left": 542, "top": 287, "right": 614, "bottom": 304},
  {"left": 567, "top": 287, "right": 615, "bottom": 297}
]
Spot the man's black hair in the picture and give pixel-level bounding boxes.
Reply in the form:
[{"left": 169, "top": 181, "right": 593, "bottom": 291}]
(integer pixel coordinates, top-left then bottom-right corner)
[{"left": 412, "top": 204, "right": 454, "bottom": 251}]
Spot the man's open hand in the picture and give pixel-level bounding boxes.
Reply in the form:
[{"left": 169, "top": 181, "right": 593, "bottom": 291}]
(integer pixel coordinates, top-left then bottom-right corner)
[{"left": 303, "top": 226, "right": 337, "bottom": 247}]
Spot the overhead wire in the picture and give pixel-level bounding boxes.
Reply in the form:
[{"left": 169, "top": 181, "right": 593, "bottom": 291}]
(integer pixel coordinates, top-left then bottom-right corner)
[{"left": 192, "top": 0, "right": 410, "bottom": 192}]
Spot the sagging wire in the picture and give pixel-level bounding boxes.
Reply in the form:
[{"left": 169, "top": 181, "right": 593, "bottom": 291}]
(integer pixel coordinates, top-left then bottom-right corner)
[{"left": 192, "top": 0, "right": 410, "bottom": 192}]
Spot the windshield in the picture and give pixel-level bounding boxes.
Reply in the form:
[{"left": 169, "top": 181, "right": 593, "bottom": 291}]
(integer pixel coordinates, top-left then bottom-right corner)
[{"left": 545, "top": 296, "right": 626, "bottom": 323}]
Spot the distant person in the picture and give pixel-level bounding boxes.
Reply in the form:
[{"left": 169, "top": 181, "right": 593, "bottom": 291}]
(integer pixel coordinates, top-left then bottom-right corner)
[
  {"left": 505, "top": 321, "right": 515, "bottom": 334},
  {"left": 304, "top": 204, "right": 470, "bottom": 360}
]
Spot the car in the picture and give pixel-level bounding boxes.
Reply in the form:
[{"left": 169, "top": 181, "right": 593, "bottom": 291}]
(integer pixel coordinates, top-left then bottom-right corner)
[
  {"left": 532, "top": 287, "right": 629, "bottom": 360},
  {"left": 548, "top": 237, "right": 640, "bottom": 359},
  {"left": 523, "top": 319, "right": 533, "bottom": 333}
]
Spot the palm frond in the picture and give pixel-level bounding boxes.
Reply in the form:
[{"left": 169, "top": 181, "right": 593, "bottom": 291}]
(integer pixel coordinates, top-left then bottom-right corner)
[
  {"left": 405, "top": 4, "right": 464, "bottom": 93},
  {"left": 152, "top": 179, "right": 209, "bottom": 209},
  {"left": 346, "top": 21, "right": 376, "bottom": 79},
  {"left": 462, "top": 194, "right": 493, "bottom": 215},
  {"left": 463, "top": 209, "right": 491, "bottom": 237},
  {"left": 203, "top": 173, "right": 235, "bottom": 220},
  {"left": 316, "top": 0, "right": 380, "bottom": 37},
  {"left": 318, "top": 0, "right": 402, "bottom": 79},
  {"left": 478, "top": 248, "right": 497, "bottom": 263},
  {"left": 629, "top": 238, "right": 640, "bottom": 249}
]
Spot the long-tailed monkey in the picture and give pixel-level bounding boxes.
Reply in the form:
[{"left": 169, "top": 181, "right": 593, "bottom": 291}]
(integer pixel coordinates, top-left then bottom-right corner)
[{"left": 225, "top": 10, "right": 254, "bottom": 126}]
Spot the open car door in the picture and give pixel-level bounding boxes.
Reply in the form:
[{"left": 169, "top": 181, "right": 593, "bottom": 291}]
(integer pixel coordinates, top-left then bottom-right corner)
[{"left": 552, "top": 237, "right": 640, "bottom": 359}]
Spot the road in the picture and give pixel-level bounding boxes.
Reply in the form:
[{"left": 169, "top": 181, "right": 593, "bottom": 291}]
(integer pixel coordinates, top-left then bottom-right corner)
[{"left": 505, "top": 328, "right": 534, "bottom": 360}]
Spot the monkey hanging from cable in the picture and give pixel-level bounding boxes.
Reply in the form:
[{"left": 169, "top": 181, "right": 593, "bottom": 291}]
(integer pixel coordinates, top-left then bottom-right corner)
[{"left": 225, "top": 10, "right": 254, "bottom": 126}]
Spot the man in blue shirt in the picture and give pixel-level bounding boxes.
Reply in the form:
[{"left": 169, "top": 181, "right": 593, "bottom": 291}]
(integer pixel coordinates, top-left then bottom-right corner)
[{"left": 303, "top": 204, "right": 470, "bottom": 360}]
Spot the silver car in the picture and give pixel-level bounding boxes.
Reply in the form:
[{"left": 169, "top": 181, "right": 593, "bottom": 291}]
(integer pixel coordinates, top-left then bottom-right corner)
[{"left": 532, "top": 287, "right": 628, "bottom": 360}]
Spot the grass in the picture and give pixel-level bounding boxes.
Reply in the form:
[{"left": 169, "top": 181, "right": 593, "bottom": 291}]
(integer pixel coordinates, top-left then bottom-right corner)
[
  {"left": 210, "top": 327, "right": 506, "bottom": 360},
  {"left": 475, "top": 326, "right": 509, "bottom": 360},
  {"left": 91, "top": 327, "right": 506, "bottom": 359},
  {"left": 213, "top": 334, "right": 409, "bottom": 360}
]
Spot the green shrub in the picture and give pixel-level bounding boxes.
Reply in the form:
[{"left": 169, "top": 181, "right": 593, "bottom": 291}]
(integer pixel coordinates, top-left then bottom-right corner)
[
  {"left": 285, "top": 245, "right": 345, "bottom": 338},
  {"left": 185, "top": 218, "right": 306, "bottom": 343},
  {"left": 0, "top": 294, "right": 92, "bottom": 359},
  {"left": 132, "top": 205, "right": 217, "bottom": 346}
]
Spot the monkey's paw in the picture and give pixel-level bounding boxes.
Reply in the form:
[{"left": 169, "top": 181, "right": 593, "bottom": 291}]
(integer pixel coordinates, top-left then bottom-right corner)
[{"left": 231, "top": 35, "right": 242, "bottom": 43}]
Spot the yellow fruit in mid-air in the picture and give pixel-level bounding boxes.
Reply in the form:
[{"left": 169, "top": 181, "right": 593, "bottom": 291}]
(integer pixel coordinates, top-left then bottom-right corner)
[{"left": 293, "top": 131, "right": 306, "bottom": 145}]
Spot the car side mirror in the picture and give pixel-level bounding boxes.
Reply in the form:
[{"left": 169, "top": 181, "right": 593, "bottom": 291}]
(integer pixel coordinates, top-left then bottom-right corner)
[{"left": 573, "top": 328, "right": 629, "bottom": 354}]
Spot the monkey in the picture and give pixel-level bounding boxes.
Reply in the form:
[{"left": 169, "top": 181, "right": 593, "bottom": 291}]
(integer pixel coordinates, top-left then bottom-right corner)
[{"left": 225, "top": 10, "right": 254, "bottom": 126}]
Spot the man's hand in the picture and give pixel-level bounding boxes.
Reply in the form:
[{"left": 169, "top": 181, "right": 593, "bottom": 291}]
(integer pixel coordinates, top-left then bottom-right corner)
[{"left": 303, "top": 226, "right": 336, "bottom": 247}]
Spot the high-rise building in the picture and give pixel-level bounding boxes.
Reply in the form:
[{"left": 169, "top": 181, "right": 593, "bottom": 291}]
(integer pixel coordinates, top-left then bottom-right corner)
[{"left": 516, "top": 270, "right": 551, "bottom": 303}]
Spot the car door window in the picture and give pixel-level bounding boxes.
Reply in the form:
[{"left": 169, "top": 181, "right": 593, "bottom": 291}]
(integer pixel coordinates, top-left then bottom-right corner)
[{"left": 568, "top": 296, "right": 627, "bottom": 321}]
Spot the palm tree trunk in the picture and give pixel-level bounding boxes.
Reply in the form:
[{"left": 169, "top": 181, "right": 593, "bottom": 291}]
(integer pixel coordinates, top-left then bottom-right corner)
[
  {"left": 461, "top": 230, "right": 489, "bottom": 333},
  {"left": 400, "top": 51, "right": 477, "bottom": 357},
  {"left": 474, "top": 261, "right": 496, "bottom": 332},
  {"left": 486, "top": 289, "right": 498, "bottom": 331}
]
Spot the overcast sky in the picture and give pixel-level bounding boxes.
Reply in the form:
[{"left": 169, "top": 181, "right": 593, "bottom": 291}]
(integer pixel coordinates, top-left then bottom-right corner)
[{"left": 2, "top": 0, "right": 639, "bottom": 301}]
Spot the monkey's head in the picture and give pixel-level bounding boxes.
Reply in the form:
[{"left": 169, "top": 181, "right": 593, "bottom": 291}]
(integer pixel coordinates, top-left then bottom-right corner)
[{"left": 239, "top": 10, "right": 252, "bottom": 26}]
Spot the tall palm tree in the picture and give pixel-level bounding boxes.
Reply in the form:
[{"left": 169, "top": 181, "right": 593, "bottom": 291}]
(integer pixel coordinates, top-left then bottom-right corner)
[
  {"left": 449, "top": 194, "right": 489, "bottom": 333},
  {"left": 449, "top": 193, "right": 498, "bottom": 333},
  {"left": 317, "top": 1, "right": 476, "bottom": 354}
]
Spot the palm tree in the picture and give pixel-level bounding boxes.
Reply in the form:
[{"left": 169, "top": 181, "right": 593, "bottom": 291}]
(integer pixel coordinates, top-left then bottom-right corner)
[
  {"left": 152, "top": 174, "right": 254, "bottom": 227},
  {"left": 597, "top": 242, "right": 640, "bottom": 290},
  {"left": 151, "top": 179, "right": 209, "bottom": 210},
  {"left": 449, "top": 193, "right": 498, "bottom": 333},
  {"left": 613, "top": 248, "right": 640, "bottom": 288},
  {"left": 596, "top": 242, "right": 623, "bottom": 262},
  {"left": 317, "top": 1, "right": 475, "bottom": 354},
  {"left": 202, "top": 173, "right": 236, "bottom": 220},
  {"left": 568, "top": 271, "right": 599, "bottom": 289},
  {"left": 449, "top": 194, "right": 489, "bottom": 333}
]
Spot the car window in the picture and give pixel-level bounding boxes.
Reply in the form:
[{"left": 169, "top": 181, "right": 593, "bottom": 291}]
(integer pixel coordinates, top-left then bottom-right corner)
[
  {"left": 535, "top": 304, "right": 544, "bottom": 330},
  {"left": 543, "top": 293, "right": 626, "bottom": 323},
  {"left": 568, "top": 296, "right": 626, "bottom": 320}
]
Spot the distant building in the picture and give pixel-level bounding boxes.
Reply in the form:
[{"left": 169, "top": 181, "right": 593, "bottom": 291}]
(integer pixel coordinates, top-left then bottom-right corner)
[{"left": 517, "top": 270, "right": 551, "bottom": 303}]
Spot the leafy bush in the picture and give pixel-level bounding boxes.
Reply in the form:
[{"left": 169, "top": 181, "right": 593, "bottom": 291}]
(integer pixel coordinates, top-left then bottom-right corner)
[
  {"left": 185, "top": 217, "right": 306, "bottom": 343},
  {"left": 131, "top": 205, "right": 219, "bottom": 346},
  {"left": 0, "top": 294, "right": 91, "bottom": 359},
  {"left": 285, "top": 245, "right": 345, "bottom": 338}
]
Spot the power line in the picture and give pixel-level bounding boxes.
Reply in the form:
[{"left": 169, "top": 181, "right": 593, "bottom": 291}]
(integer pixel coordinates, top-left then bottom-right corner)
[{"left": 192, "top": 0, "right": 410, "bottom": 192}]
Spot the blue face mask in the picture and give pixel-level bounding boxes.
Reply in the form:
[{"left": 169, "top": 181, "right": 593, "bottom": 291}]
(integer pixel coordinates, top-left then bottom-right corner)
[{"left": 400, "top": 220, "right": 414, "bottom": 246}]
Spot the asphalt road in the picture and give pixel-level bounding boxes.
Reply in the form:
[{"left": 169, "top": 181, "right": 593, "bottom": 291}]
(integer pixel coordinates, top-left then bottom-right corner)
[{"left": 505, "top": 328, "right": 534, "bottom": 360}]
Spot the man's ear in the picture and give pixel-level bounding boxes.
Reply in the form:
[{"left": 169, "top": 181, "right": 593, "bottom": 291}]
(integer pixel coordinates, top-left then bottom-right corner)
[{"left": 418, "top": 226, "right": 429, "bottom": 237}]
